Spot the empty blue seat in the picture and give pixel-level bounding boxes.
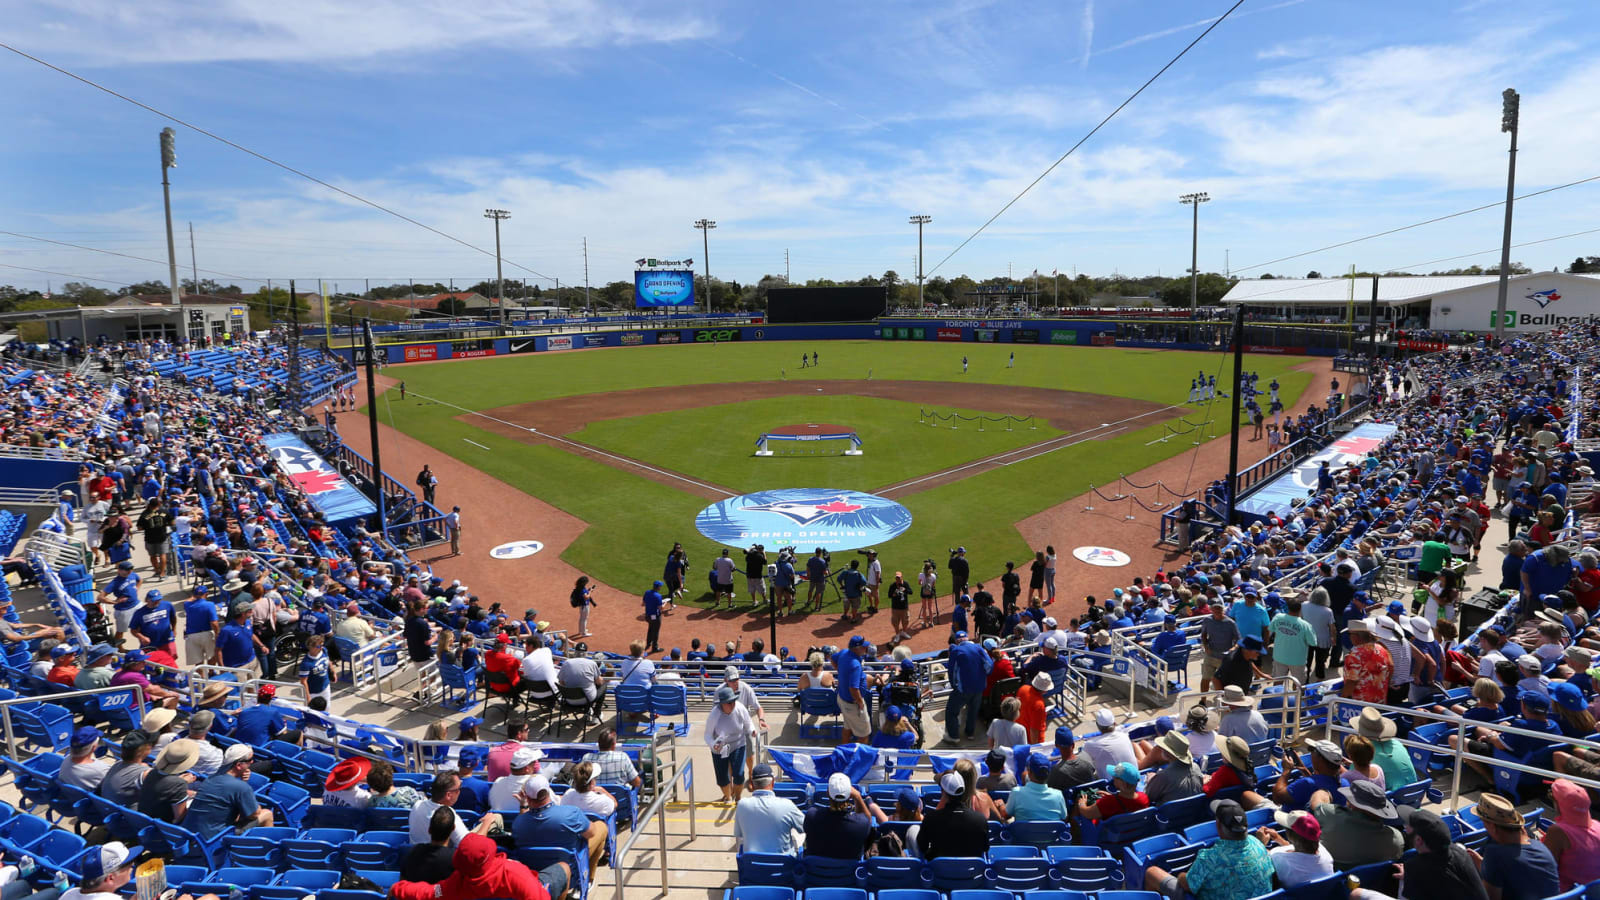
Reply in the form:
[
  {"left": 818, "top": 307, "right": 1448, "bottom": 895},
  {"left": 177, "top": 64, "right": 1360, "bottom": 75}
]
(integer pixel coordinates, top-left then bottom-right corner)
[
  {"left": 737, "top": 853, "right": 802, "bottom": 887},
  {"left": 180, "top": 866, "right": 275, "bottom": 897},
  {"left": 1005, "top": 819, "right": 1068, "bottom": 848},
  {"left": 927, "top": 856, "right": 988, "bottom": 892},
  {"left": 721, "top": 888, "right": 794, "bottom": 900},
  {"left": 339, "top": 833, "right": 411, "bottom": 870},
  {"left": 860, "top": 856, "right": 925, "bottom": 891},
  {"left": 985, "top": 845, "right": 1039, "bottom": 860},
  {"left": 223, "top": 827, "right": 298, "bottom": 869},
  {"left": 283, "top": 827, "right": 358, "bottom": 870},
  {"left": 949, "top": 891, "right": 1010, "bottom": 900},
  {"left": 1046, "top": 845, "right": 1122, "bottom": 892},
  {"left": 803, "top": 889, "right": 866, "bottom": 900},
  {"left": 875, "top": 890, "right": 940, "bottom": 900},
  {"left": 798, "top": 854, "right": 860, "bottom": 888},
  {"left": 255, "top": 869, "right": 342, "bottom": 900},
  {"left": 990, "top": 856, "right": 1057, "bottom": 893}
]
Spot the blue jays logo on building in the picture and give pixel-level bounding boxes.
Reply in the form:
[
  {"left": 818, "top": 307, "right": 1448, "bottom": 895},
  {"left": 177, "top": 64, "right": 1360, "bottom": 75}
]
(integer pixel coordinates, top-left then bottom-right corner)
[
  {"left": 695, "top": 488, "right": 912, "bottom": 552},
  {"left": 1524, "top": 288, "right": 1562, "bottom": 308}
]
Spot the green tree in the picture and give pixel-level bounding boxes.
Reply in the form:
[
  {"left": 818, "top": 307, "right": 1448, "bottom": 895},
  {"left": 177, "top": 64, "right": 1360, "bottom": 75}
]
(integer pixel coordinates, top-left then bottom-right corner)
[
  {"left": 60, "top": 282, "right": 113, "bottom": 304},
  {"left": 180, "top": 278, "right": 242, "bottom": 295},
  {"left": 1569, "top": 257, "right": 1600, "bottom": 274},
  {"left": 120, "top": 280, "right": 169, "bottom": 296}
]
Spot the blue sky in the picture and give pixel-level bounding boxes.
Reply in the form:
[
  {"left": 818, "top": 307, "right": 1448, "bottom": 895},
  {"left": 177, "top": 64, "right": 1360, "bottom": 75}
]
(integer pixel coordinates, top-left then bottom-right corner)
[{"left": 3, "top": 0, "right": 1600, "bottom": 294}]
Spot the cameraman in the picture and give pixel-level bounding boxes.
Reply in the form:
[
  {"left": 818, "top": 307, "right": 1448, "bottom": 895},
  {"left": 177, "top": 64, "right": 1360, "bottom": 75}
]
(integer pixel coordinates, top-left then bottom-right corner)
[
  {"left": 744, "top": 544, "right": 769, "bottom": 609},
  {"left": 839, "top": 559, "right": 868, "bottom": 625},
  {"left": 806, "top": 549, "right": 831, "bottom": 611},
  {"left": 948, "top": 547, "right": 971, "bottom": 604}
]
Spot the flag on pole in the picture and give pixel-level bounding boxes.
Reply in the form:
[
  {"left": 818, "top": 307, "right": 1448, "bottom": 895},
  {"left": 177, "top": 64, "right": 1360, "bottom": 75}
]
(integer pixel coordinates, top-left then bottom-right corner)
[
  {"left": 1032, "top": 269, "right": 1040, "bottom": 278},
  {"left": 1052, "top": 269, "right": 1058, "bottom": 276}
]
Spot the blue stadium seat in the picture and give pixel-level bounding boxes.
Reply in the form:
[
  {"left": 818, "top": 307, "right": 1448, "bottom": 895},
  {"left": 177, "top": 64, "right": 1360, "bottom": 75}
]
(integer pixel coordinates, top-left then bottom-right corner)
[
  {"left": 283, "top": 827, "right": 358, "bottom": 870},
  {"left": 736, "top": 853, "right": 802, "bottom": 887},
  {"left": 984, "top": 845, "right": 1040, "bottom": 860},
  {"left": 874, "top": 890, "right": 940, "bottom": 900},
  {"left": 1153, "top": 793, "right": 1211, "bottom": 833},
  {"left": 860, "top": 856, "right": 925, "bottom": 891},
  {"left": 1282, "top": 873, "right": 1350, "bottom": 900},
  {"left": 1045, "top": 845, "right": 1122, "bottom": 893},
  {"left": 798, "top": 854, "right": 861, "bottom": 888},
  {"left": 802, "top": 888, "right": 866, "bottom": 900},
  {"left": 926, "top": 856, "right": 989, "bottom": 892},
  {"left": 721, "top": 888, "right": 795, "bottom": 900},
  {"left": 223, "top": 827, "right": 298, "bottom": 869},
  {"left": 949, "top": 890, "right": 1011, "bottom": 900},
  {"left": 1004, "top": 820, "right": 1067, "bottom": 848},
  {"left": 179, "top": 866, "right": 276, "bottom": 897},
  {"left": 255, "top": 869, "right": 342, "bottom": 900},
  {"left": 339, "top": 833, "right": 411, "bottom": 870},
  {"left": 989, "top": 855, "right": 1057, "bottom": 893}
]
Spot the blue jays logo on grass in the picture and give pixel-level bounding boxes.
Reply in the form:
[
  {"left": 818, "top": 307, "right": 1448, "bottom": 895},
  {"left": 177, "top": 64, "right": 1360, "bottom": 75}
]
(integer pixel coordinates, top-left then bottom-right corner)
[
  {"left": 695, "top": 488, "right": 912, "bottom": 552},
  {"left": 1525, "top": 288, "right": 1562, "bottom": 308}
]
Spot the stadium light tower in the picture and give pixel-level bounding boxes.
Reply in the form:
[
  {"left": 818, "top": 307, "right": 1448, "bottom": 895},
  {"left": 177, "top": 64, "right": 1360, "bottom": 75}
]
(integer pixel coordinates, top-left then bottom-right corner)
[
  {"left": 484, "top": 209, "right": 511, "bottom": 328},
  {"left": 909, "top": 215, "right": 932, "bottom": 307},
  {"left": 1493, "top": 88, "right": 1520, "bottom": 340},
  {"left": 1179, "top": 192, "right": 1209, "bottom": 314},
  {"left": 694, "top": 218, "right": 717, "bottom": 314},
  {"left": 159, "top": 128, "right": 185, "bottom": 333}
]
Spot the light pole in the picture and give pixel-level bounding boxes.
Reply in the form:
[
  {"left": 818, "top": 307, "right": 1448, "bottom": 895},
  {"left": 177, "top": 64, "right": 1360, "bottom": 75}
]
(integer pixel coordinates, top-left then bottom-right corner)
[
  {"left": 1179, "top": 192, "right": 1209, "bottom": 315},
  {"left": 909, "top": 215, "right": 932, "bottom": 308},
  {"left": 159, "top": 128, "right": 184, "bottom": 338},
  {"left": 484, "top": 209, "right": 511, "bottom": 328},
  {"left": 1493, "top": 88, "right": 1520, "bottom": 340},
  {"left": 694, "top": 219, "right": 717, "bottom": 314}
]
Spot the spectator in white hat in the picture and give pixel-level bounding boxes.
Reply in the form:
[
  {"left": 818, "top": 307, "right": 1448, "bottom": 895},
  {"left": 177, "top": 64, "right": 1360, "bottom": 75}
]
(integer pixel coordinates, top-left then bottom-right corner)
[
  {"left": 1081, "top": 709, "right": 1138, "bottom": 774},
  {"left": 488, "top": 746, "right": 545, "bottom": 811}
]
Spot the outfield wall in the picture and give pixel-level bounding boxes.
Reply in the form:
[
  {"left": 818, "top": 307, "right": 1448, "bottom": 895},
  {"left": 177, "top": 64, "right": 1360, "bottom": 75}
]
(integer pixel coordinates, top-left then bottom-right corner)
[{"left": 326, "top": 316, "right": 1337, "bottom": 366}]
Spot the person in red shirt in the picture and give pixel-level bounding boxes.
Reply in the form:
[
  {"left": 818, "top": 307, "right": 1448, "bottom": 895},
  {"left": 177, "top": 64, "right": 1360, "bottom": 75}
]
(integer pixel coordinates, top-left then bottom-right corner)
[
  {"left": 1203, "top": 735, "right": 1269, "bottom": 807},
  {"left": 1339, "top": 620, "right": 1393, "bottom": 703},
  {"left": 45, "top": 645, "right": 78, "bottom": 687},
  {"left": 984, "top": 641, "right": 1015, "bottom": 694},
  {"left": 1574, "top": 554, "right": 1600, "bottom": 615},
  {"left": 1073, "top": 761, "right": 1149, "bottom": 821},
  {"left": 484, "top": 633, "right": 524, "bottom": 701},
  {"left": 391, "top": 833, "right": 568, "bottom": 900}
]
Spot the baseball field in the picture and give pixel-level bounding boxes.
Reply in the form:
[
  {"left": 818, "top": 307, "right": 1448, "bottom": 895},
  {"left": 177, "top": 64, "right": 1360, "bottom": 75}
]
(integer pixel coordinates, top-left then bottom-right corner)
[{"left": 364, "top": 340, "right": 1313, "bottom": 602}]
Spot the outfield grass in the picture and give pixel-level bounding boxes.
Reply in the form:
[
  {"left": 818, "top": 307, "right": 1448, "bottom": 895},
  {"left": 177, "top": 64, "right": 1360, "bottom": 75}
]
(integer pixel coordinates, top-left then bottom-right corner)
[
  {"left": 570, "top": 395, "right": 1062, "bottom": 493},
  {"left": 369, "top": 341, "right": 1312, "bottom": 593}
]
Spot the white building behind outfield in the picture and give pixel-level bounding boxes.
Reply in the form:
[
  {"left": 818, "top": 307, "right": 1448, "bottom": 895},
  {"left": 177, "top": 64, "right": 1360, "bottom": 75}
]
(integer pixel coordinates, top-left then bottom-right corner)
[{"left": 1222, "top": 271, "right": 1600, "bottom": 332}]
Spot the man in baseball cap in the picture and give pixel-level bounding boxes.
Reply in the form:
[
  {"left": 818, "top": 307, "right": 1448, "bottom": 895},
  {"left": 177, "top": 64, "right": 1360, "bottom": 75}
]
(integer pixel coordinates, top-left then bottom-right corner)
[
  {"left": 1145, "top": 798, "right": 1274, "bottom": 899},
  {"left": 76, "top": 841, "right": 140, "bottom": 896},
  {"left": 1254, "top": 810, "right": 1330, "bottom": 887},
  {"left": 1008, "top": 752, "right": 1069, "bottom": 822}
]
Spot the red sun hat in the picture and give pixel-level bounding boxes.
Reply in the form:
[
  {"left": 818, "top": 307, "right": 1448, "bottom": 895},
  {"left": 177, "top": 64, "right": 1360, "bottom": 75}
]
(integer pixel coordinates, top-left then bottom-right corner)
[{"left": 325, "top": 757, "right": 372, "bottom": 792}]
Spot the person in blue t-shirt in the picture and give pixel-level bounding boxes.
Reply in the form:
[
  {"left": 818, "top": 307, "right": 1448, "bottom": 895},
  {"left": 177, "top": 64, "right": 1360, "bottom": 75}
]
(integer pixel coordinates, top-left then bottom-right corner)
[
  {"left": 298, "top": 634, "right": 334, "bottom": 704},
  {"left": 839, "top": 560, "right": 868, "bottom": 624},
  {"left": 97, "top": 560, "right": 141, "bottom": 641},
  {"left": 834, "top": 637, "right": 872, "bottom": 741},
  {"left": 217, "top": 603, "right": 264, "bottom": 674},
  {"left": 1230, "top": 592, "right": 1271, "bottom": 643},
  {"left": 231, "top": 684, "right": 291, "bottom": 747},
  {"left": 1151, "top": 616, "right": 1186, "bottom": 658},
  {"left": 642, "top": 582, "right": 665, "bottom": 653},
  {"left": 512, "top": 774, "right": 608, "bottom": 884},
  {"left": 130, "top": 589, "right": 177, "bottom": 656},
  {"left": 1272, "top": 739, "right": 1346, "bottom": 810},
  {"left": 185, "top": 743, "right": 273, "bottom": 838},
  {"left": 183, "top": 587, "right": 220, "bottom": 667}
]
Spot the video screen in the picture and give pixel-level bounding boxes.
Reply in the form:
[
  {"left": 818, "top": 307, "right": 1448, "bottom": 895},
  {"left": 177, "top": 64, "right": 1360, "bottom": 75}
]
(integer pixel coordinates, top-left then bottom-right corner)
[{"left": 635, "top": 269, "right": 696, "bottom": 307}]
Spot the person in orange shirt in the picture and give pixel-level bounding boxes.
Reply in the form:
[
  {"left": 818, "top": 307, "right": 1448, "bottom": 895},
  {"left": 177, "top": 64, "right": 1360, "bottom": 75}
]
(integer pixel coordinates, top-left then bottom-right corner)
[
  {"left": 46, "top": 644, "right": 79, "bottom": 687},
  {"left": 1016, "top": 671, "right": 1052, "bottom": 744}
]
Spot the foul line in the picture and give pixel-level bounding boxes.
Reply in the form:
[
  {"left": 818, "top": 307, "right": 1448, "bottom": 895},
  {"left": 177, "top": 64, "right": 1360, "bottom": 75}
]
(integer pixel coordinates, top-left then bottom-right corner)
[
  {"left": 411, "top": 390, "right": 736, "bottom": 497},
  {"left": 879, "top": 404, "right": 1186, "bottom": 495},
  {"left": 462, "top": 438, "right": 491, "bottom": 450}
]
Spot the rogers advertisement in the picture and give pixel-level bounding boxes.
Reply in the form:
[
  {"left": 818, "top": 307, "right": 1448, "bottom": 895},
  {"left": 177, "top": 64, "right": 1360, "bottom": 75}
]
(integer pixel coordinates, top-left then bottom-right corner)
[
  {"left": 403, "top": 345, "right": 438, "bottom": 362},
  {"left": 936, "top": 327, "right": 963, "bottom": 342},
  {"left": 547, "top": 336, "right": 573, "bottom": 351},
  {"left": 454, "top": 348, "right": 496, "bottom": 359}
]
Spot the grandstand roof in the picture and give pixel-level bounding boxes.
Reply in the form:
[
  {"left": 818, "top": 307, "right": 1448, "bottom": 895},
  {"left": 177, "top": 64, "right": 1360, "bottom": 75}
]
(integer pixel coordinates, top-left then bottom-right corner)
[{"left": 1222, "top": 271, "right": 1600, "bottom": 305}]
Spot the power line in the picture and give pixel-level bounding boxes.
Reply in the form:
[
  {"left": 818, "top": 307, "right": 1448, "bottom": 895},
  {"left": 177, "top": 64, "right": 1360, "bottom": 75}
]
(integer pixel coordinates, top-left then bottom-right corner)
[
  {"left": 0, "top": 262, "right": 126, "bottom": 285},
  {"left": 1388, "top": 226, "right": 1600, "bottom": 273},
  {"left": 925, "top": 0, "right": 1245, "bottom": 278},
  {"left": 0, "top": 41, "right": 560, "bottom": 284},
  {"left": 0, "top": 230, "right": 264, "bottom": 282},
  {"left": 1232, "top": 172, "right": 1600, "bottom": 274}
]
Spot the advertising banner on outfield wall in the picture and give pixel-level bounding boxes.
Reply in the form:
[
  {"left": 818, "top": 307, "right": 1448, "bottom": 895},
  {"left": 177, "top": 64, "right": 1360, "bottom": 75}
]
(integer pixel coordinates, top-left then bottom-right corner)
[
  {"left": 1049, "top": 330, "right": 1078, "bottom": 344},
  {"left": 621, "top": 333, "right": 644, "bottom": 345},
  {"left": 937, "top": 327, "right": 963, "bottom": 342},
  {"left": 975, "top": 329, "right": 997, "bottom": 342},
  {"left": 694, "top": 328, "right": 743, "bottom": 343},
  {"left": 508, "top": 338, "right": 538, "bottom": 354},
  {"left": 403, "top": 345, "right": 438, "bottom": 362},
  {"left": 1013, "top": 329, "right": 1040, "bottom": 344},
  {"left": 656, "top": 331, "right": 682, "bottom": 344},
  {"left": 547, "top": 336, "right": 573, "bottom": 351},
  {"left": 583, "top": 334, "right": 607, "bottom": 347},
  {"left": 455, "top": 348, "right": 496, "bottom": 359}
]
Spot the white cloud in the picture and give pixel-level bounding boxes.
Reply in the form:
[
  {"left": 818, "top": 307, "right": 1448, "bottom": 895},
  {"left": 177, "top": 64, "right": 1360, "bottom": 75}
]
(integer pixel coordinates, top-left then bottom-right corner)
[
  {"left": 1081, "top": 0, "right": 1095, "bottom": 68},
  {"left": 6, "top": 0, "right": 715, "bottom": 64}
]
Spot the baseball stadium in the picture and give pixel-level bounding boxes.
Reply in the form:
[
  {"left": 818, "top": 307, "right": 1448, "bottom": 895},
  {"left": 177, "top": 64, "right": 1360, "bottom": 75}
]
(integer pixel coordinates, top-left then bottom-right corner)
[{"left": 4, "top": 4, "right": 1600, "bottom": 900}]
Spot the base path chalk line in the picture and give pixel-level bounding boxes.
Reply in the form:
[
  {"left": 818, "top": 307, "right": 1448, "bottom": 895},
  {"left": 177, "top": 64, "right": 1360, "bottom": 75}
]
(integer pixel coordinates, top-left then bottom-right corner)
[
  {"left": 463, "top": 438, "right": 492, "bottom": 450},
  {"left": 879, "top": 403, "right": 1184, "bottom": 495},
  {"left": 411, "top": 390, "right": 736, "bottom": 497}
]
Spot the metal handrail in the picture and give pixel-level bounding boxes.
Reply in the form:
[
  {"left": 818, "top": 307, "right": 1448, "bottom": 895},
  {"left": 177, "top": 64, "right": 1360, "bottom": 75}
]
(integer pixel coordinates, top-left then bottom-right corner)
[
  {"left": 611, "top": 756, "right": 695, "bottom": 900},
  {"left": 0, "top": 683, "right": 150, "bottom": 759},
  {"left": 1320, "top": 695, "right": 1600, "bottom": 812},
  {"left": 0, "top": 443, "right": 87, "bottom": 461},
  {"left": 1178, "top": 675, "right": 1306, "bottom": 745}
]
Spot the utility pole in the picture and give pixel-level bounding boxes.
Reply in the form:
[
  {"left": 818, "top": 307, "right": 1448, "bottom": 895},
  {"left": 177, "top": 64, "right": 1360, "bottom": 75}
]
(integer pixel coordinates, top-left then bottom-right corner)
[
  {"left": 1225, "top": 302, "right": 1246, "bottom": 525},
  {"left": 1225, "top": 249, "right": 1230, "bottom": 278},
  {"left": 909, "top": 215, "right": 932, "bottom": 307},
  {"left": 484, "top": 208, "right": 511, "bottom": 328},
  {"left": 266, "top": 279, "right": 273, "bottom": 327},
  {"left": 694, "top": 219, "right": 717, "bottom": 314},
  {"left": 1179, "top": 192, "right": 1210, "bottom": 314},
  {"left": 785, "top": 248, "right": 790, "bottom": 283},
  {"left": 1493, "top": 88, "right": 1520, "bottom": 341},
  {"left": 187, "top": 222, "right": 199, "bottom": 296},
  {"left": 159, "top": 128, "right": 184, "bottom": 337},
  {"left": 361, "top": 320, "right": 387, "bottom": 540},
  {"left": 288, "top": 279, "right": 302, "bottom": 409},
  {"left": 583, "top": 237, "right": 591, "bottom": 315}
]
